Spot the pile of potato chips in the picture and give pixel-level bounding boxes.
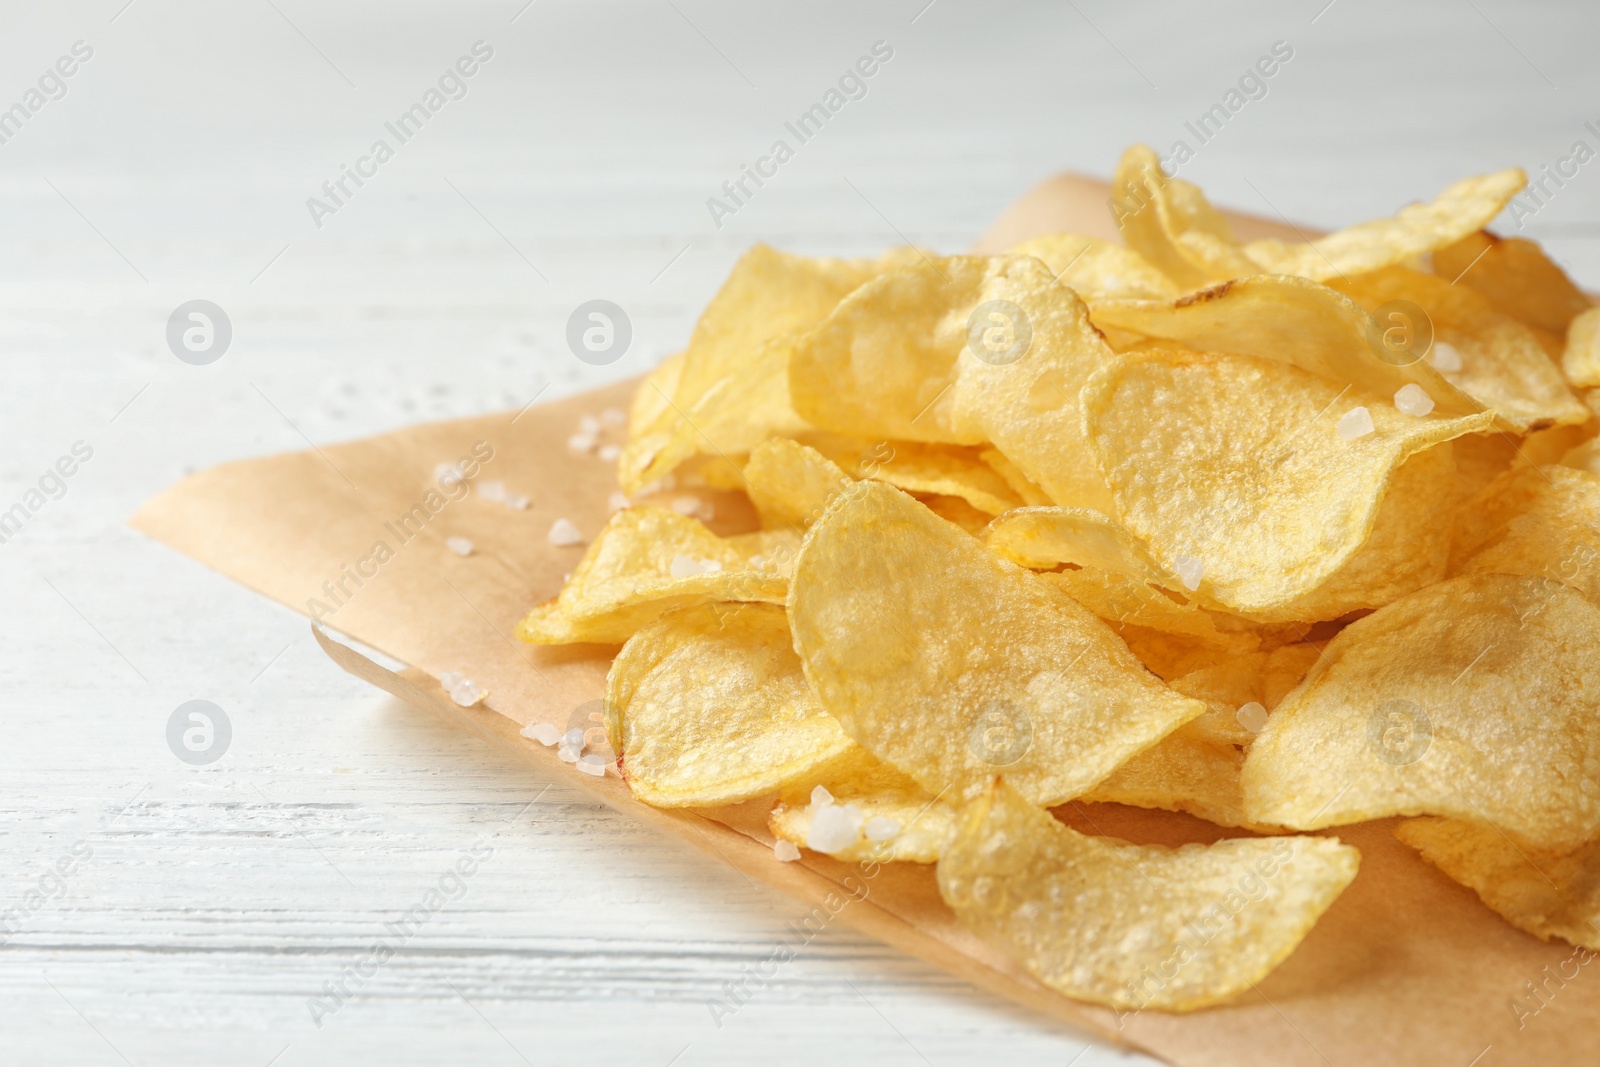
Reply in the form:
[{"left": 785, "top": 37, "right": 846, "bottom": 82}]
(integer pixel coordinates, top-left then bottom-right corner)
[{"left": 519, "top": 145, "right": 1600, "bottom": 1012}]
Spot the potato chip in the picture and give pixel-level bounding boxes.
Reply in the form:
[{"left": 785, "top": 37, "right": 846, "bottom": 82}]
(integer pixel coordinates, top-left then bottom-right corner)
[
  {"left": 1038, "top": 570, "right": 1254, "bottom": 651},
  {"left": 1080, "top": 725, "right": 1261, "bottom": 830},
  {"left": 618, "top": 245, "right": 918, "bottom": 493},
  {"left": 787, "top": 481, "right": 1205, "bottom": 805},
  {"left": 1562, "top": 436, "right": 1600, "bottom": 477},
  {"left": 982, "top": 505, "right": 1167, "bottom": 578},
  {"left": 1395, "top": 817, "right": 1600, "bottom": 950},
  {"left": 1166, "top": 644, "right": 1323, "bottom": 748},
  {"left": 789, "top": 254, "right": 1119, "bottom": 511},
  {"left": 1449, "top": 463, "right": 1600, "bottom": 604},
  {"left": 1241, "top": 169, "right": 1525, "bottom": 281},
  {"left": 1562, "top": 306, "right": 1600, "bottom": 389},
  {"left": 1432, "top": 230, "right": 1592, "bottom": 335},
  {"left": 979, "top": 447, "right": 1054, "bottom": 506},
  {"left": 1008, "top": 233, "right": 1179, "bottom": 301},
  {"left": 628, "top": 351, "right": 685, "bottom": 440},
  {"left": 1516, "top": 421, "right": 1598, "bottom": 468},
  {"left": 516, "top": 507, "right": 786, "bottom": 644},
  {"left": 1330, "top": 266, "right": 1588, "bottom": 432},
  {"left": 913, "top": 493, "right": 994, "bottom": 535},
  {"left": 1242, "top": 573, "right": 1600, "bottom": 851},
  {"left": 1081, "top": 349, "right": 1492, "bottom": 620},
  {"left": 806, "top": 436, "right": 1025, "bottom": 515},
  {"left": 768, "top": 747, "right": 959, "bottom": 864},
  {"left": 1109, "top": 144, "right": 1257, "bottom": 289},
  {"left": 1093, "top": 276, "right": 1483, "bottom": 420},
  {"left": 604, "top": 602, "right": 852, "bottom": 806},
  {"left": 742, "top": 438, "right": 853, "bottom": 531},
  {"left": 1453, "top": 431, "right": 1521, "bottom": 499},
  {"left": 937, "top": 780, "right": 1360, "bottom": 1010}
]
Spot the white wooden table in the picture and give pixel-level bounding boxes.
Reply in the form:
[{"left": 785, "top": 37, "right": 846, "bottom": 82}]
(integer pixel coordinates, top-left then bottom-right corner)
[{"left": 3, "top": 2, "right": 1597, "bottom": 1063}]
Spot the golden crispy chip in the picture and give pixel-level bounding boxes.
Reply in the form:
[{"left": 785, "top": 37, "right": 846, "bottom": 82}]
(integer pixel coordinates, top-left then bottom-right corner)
[
  {"left": 1167, "top": 645, "right": 1323, "bottom": 748},
  {"left": 742, "top": 438, "right": 853, "bottom": 531},
  {"left": 806, "top": 437, "right": 1025, "bottom": 515},
  {"left": 789, "top": 254, "right": 1119, "bottom": 511},
  {"left": 1453, "top": 431, "right": 1521, "bottom": 499},
  {"left": 980, "top": 447, "right": 1054, "bottom": 506},
  {"left": 1563, "top": 436, "right": 1600, "bottom": 476},
  {"left": 1082, "top": 349, "right": 1492, "bottom": 620},
  {"left": 1433, "top": 231, "right": 1592, "bottom": 335},
  {"left": 515, "top": 508, "right": 785, "bottom": 644},
  {"left": 1517, "top": 422, "right": 1597, "bottom": 468},
  {"left": 982, "top": 505, "right": 1167, "bottom": 578},
  {"left": 1110, "top": 144, "right": 1257, "bottom": 289},
  {"left": 1094, "top": 276, "right": 1483, "bottom": 420},
  {"left": 1241, "top": 169, "right": 1525, "bottom": 282},
  {"left": 1008, "top": 233, "right": 1180, "bottom": 301},
  {"left": 604, "top": 603, "right": 852, "bottom": 806},
  {"left": 1396, "top": 817, "right": 1600, "bottom": 950},
  {"left": 1449, "top": 463, "right": 1600, "bottom": 604},
  {"left": 768, "top": 747, "right": 959, "bottom": 864},
  {"left": 787, "top": 481, "right": 1205, "bottom": 805},
  {"left": 1081, "top": 725, "right": 1261, "bottom": 830},
  {"left": 1331, "top": 266, "right": 1588, "bottom": 432},
  {"left": 1562, "top": 306, "right": 1600, "bottom": 389},
  {"left": 618, "top": 245, "right": 917, "bottom": 493},
  {"left": 1243, "top": 573, "right": 1600, "bottom": 850},
  {"left": 937, "top": 781, "right": 1359, "bottom": 1011},
  {"left": 913, "top": 493, "right": 994, "bottom": 535},
  {"left": 1039, "top": 570, "right": 1254, "bottom": 652},
  {"left": 628, "top": 352, "right": 686, "bottom": 440}
]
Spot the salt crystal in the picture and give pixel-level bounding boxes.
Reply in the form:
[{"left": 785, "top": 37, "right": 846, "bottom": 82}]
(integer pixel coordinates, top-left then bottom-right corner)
[
  {"left": 608, "top": 491, "right": 631, "bottom": 511},
  {"left": 1337, "top": 406, "right": 1375, "bottom": 440},
  {"left": 669, "top": 554, "right": 723, "bottom": 579},
  {"left": 522, "top": 722, "right": 562, "bottom": 746},
  {"left": 477, "top": 480, "right": 506, "bottom": 502},
  {"left": 864, "top": 816, "right": 901, "bottom": 841},
  {"left": 557, "top": 744, "right": 581, "bottom": 763},
  {"left": 567, "top": 433, "right": 597, "bottom": 453},
  {"left": 810, "top": 785, "right": 835, "bottom": 808},
  {"left": 576, "top": 754, "right": 608, "bottom": 776},
  {"left": 1235, "top": 701, "right": 1269, "bottom": 734},
  {"left": 773, "top": 839, "right": 801, "bottom": 862},
  {"left": 1393, "top": 384, "right": 1435, "bottom": 417},
  {"left": 445, "top": 536, "right": 474, "bottom": 557},
  {"left": 598, "top": 444, "right": 622, "bottom": 462},
  {"left": 502, "top": 492, "right": 530, "bottom": 510},
  {"left": 583, "top": 727, "right": 608, "bottom": 750},
  {"left": 562, "top": 728, "right": 586, "bottom": 749},
  {"left": 1430, "top": 341, "right": 1463, "bottom": 372},
  {"left": 440, "top": 671, "right": 464, "bottom": 689},
  {"left": 807, "top": 803, "right": 864, "bottom": 854},
  {"left": 434, "top": 462, "right": 465, "bottom": 488},
  {"left": 548, "top": 518, "right": 583, "bottom": 546},
  {"left": 1174, "top": 554, "right": 1204, "bottom": 592},
  {"left": 449, "top": 680, "right": 484, "bottom": 707},
  {"left": 578, "top": 414, "right": 601, "bottom": 435},
  {"left": 601, "top": 407, "right": 626, "bottom": 426}
]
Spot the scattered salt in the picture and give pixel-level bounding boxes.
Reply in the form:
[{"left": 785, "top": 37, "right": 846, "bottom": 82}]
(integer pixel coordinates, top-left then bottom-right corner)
[
  {"left": 1337, "top": 406, "right": 1375, "bottom": 440},
  {"left": 477, "top": 480, "right": 506, "bottom": 502},
  {"left": 445, "top": 536, "right": 474, "bottom": 557},
  {"left": 562, "top": 728, "right": 586, "bottom": 749},
  {"left": 609, "top": 491, "right": 631, "bottom": 511},
  {"left": 503, "top": 492, "right": 530, "bottom": 510},
  {"left": 548, "top": 518, "right": 584, "bottom": 546},
  {"left": 810, "top": 785, "right": 835, "bottom": 808},
  {"left": 1393, "top": 384, "right": 1435, "bottom": 417},
  {"left": 1236, "top": 701, "right": 1269, "bottom": 734},
  {"left": 578, "top": 414, "right": 602, "bottom": 435},
  {"left": 440, "top": 671, "right": 464, "bottom": 690},
  {"left": 557, "top": 744, "right": 581, "bottom": 763},
  {"left": 448, "top": 679, "right": 485, "bottom": 707},
  {"left": 1430, "top": 341, "right": 1463, "bottom": 372},
  {"left": 601, "top": 407, "right": 626, "bottom": 426},
  {"left": 522, "top": 722, "right": 562, "bottom": 746},
  {"left": 598, "top": 444, "right": 622, "bottom": 462},
  {"left": 807, "top": 803, "right": 864, "bottom": 854},
  {"left": 568, "top": 433, "right": 597, "bottom": 453},
  {"left": 576, "top": 754, "right": 608, "bottom": 777},
  {"left": 669, "top": 554, "right": 723, "bottom": 580},
  {"left": 773, "top": 839, "right": 802, "bottom": 862},
  {"left": 434, "top": 462, "right": 465, "bottom": 488},
  {"left": 864, "top": 816, "right": 901, "bottom": 841},
  {"left": 1174, "top": 554, "right": 1204, "bottom": 592}
]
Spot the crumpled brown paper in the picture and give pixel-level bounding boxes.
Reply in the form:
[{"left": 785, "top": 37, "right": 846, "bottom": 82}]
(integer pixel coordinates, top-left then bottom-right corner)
[{"left": 132, "top": 176, "right": 1599, "bottom": 1066}]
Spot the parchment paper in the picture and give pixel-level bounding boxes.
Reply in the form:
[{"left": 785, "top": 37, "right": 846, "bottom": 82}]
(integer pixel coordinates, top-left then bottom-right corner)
[{"left": 132, "top": 176, "right": 1598, "bottom": 1066}]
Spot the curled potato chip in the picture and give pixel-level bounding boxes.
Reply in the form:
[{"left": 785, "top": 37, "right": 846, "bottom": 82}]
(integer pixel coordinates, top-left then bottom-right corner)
[
  {"left": 937, "top": 780, "right": 1360, "bottom": 1011},
  {"left": 1562, "top": 306, "right": 1600, "bottom": 389},
  {"left": 1243, "top": 573, "right": 1600, "bottom": 851},
  {"left": 1395, "top": 817, "right": 1600, "bottom": 950},
  {"left": 1241, "top": 169, "right": 1525, "bottom": 282},
  {"left": 604, "top": 602, "right": 852, "bottom": 806},
  {"left": 788, "top": 481, "right": 1205, "bottom": 805},
  {"left": 618, "top": 245, "right": 917, "bottom": 493},
  {"left": 1080, "top": 725, "right": 1260, "bottom": 830},
  {"left": 982, "top": 505, "right": 1167, "bottom": 578},
  {"left": 768, "top": 747, "right": 959, "bottom": 864},
  {"left": 806, "top": 437, "right": 1024, "bottom": 515},
  {"left": 1008, "top": 233, "right": 1179, "bottom": 301},
  {"left": 628, "top": 352, "right": 685, "bottom": 440},
  {"left": 1110, "top": 144, "right": 1257, "bottom": 289},
  {"left": 1432, "top": 231, "right": 1592, "bottom": 336},
  {"left": 1082, "top": 349, "right": 1492, "bottom": 620},
  {"left": 789, "top": 254, "right": 1119, "bottom": 511},
  {"left": 743, "top": 438, "right": 853, "bottom": 531},
  {"left": 1331, "top": 266, "right": 1588, "bottom": 432},
  {"left": 980, "top": 448, "right": 1053, "bottom": 506},
  {"left": 516, "top": 507, "right": 785, "bottom": 644},
  {"left": 1168, "top": 644, "right": 1322, "bottom": 748},
  {"left": 1093, "top": 276, "right": 1482, "bottom": 420},
  {"left": 1039, "top": 570, "right": 1253, "bottom": 651},
  {"left": 1449, "top": 463, "right": 1600, "bottom": 604}
]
